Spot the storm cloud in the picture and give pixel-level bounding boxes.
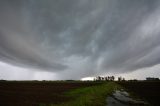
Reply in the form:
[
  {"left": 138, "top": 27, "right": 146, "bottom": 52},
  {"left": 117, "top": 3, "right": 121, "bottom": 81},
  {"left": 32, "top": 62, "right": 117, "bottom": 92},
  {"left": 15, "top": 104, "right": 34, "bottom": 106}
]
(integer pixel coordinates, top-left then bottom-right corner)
[{"left": 0, "top": 0, "right": 160, "bottom": 79}]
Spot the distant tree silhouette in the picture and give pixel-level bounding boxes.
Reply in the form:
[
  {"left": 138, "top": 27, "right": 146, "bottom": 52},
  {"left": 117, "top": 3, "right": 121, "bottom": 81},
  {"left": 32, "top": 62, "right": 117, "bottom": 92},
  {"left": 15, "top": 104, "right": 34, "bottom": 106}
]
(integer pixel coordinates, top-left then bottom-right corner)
[
  {"left": 105, "top": 76, "right": 108, "bottom": 81},
  {"left": 118, "top": 76, "right": 125, "bottom": 82},
  {"left": 94, "top": 76, "right": 115, "bottom": 81},
  {"left": 122, "top": 78, "right": 125, "bottom": 81},
  {"left": 146, "top": 77, "right": 159, "bottom": 81}
]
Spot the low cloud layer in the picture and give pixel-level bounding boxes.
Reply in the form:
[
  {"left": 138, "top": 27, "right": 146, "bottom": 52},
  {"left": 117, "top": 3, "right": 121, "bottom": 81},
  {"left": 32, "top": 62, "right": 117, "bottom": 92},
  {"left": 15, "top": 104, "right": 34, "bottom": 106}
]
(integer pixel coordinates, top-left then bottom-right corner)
[{"left": 0, "top": 0, "right": 160, "bottom": 79}]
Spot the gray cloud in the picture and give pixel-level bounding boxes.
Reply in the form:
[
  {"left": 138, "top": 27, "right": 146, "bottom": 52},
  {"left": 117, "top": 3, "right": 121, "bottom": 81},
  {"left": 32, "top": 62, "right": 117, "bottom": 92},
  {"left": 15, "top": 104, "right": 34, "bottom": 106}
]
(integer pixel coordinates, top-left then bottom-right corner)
[{"left": 0, "top": 0, "right": 160, "bottom": 79}]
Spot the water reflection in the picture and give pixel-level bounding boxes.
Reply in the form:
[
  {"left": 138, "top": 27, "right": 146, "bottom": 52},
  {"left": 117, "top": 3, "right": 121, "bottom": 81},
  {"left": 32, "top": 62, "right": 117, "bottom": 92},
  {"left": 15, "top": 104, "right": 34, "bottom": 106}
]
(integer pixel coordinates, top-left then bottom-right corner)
[
  {"left": 107, "top": 96, "right": 128, "bottom": 106},
  {"left": 106, "top": 90, "right": 149, "bottom": 106}
]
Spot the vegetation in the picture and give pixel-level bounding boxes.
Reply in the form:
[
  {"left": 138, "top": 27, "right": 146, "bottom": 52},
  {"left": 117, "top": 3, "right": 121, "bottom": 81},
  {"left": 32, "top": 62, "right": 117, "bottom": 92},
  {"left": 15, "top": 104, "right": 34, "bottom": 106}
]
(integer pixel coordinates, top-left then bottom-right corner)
[
  {"left": 0, "top": 81, "right": 121, "bottom": 106},
  {"left": 42, "top": 82, "right": 121, "bottom": 106},
  {"left": 94, "top": 76, "right": 115, "bottom": 81},
  {"left": 0, "top": 81, "right": 103, "bottom": 106},
  {"left": 2, "top": 79, "right": 159, "bottom": 106}
]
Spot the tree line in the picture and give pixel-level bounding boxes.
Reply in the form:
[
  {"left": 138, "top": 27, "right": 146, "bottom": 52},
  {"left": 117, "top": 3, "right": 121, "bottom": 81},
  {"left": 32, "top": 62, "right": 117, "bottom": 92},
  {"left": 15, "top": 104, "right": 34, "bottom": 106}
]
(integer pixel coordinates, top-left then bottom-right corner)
[{"left": 94, "top": 76, "right": 125, "bottom": 81}]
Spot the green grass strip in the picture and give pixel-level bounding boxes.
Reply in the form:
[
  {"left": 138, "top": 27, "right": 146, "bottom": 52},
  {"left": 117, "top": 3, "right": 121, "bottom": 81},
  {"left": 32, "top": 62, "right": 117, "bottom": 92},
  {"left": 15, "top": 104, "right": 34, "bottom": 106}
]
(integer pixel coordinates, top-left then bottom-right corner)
[{"left": 40, "top": 82, "right": 121, "bottom": 106}]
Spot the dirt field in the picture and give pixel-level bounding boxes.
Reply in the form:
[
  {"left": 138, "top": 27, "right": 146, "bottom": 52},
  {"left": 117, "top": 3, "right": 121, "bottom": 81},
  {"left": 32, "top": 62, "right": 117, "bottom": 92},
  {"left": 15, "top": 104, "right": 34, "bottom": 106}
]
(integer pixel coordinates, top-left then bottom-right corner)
[
  {"left": 1, "top": 80, "right": 159, "bottom": 106},
  {"left": 118, "top": 81, "right": 160, "bottom": 106},
  {"left": 0, "top": 81, "right": 102, "bottom": 106}
]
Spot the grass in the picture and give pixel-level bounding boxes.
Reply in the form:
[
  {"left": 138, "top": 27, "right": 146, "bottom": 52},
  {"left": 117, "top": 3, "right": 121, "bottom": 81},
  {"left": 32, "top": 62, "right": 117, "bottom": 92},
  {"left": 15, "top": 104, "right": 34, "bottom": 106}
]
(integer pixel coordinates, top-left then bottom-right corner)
[{"left": 39, "top": 82, "right": 121, "bottom": 106}]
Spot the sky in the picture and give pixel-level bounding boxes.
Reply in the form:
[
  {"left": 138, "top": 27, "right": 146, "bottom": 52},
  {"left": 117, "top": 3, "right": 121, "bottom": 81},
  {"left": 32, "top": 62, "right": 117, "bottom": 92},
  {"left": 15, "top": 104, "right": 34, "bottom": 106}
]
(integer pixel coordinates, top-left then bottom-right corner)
[{"left": 0, "top": 0, "right": 160, "bottom": 80}]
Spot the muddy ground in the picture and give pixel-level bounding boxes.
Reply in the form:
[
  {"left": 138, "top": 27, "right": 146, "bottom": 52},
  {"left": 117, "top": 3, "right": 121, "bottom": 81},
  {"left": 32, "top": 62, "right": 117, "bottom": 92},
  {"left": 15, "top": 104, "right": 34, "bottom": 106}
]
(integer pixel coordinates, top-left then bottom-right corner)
[
  {"left": 0, "top": 81, "right": 102, "bottom": 106},
  {"left": 118, "top": 81, "right": 160, "bottom": 106}
]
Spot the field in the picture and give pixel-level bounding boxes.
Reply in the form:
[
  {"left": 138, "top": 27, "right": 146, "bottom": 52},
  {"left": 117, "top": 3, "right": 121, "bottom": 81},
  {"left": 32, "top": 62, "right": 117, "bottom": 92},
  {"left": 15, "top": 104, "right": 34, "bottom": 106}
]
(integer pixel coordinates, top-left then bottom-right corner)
[
  {"left": 1, "top": 80, "right": 159, "bottom": 106},
  {"left": 0, "top": 81, "right": 119, "bottom": 106},
  {"left": 118, "top": 81, "right": 160, "bottom": 106}
]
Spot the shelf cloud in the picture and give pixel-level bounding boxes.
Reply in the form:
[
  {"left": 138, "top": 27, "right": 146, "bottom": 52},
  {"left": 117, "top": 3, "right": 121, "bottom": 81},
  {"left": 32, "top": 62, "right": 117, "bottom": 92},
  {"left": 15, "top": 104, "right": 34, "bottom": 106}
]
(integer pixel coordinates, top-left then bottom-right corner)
[{"left": 0, "top": 0, "right": 160, "bottom": 79}]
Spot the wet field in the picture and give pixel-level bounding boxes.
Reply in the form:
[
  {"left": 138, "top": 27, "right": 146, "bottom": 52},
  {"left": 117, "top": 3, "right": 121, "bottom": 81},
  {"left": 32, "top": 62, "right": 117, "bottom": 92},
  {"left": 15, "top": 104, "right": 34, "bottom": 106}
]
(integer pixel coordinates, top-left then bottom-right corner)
[
  {"left": 0, "top": 81, "right": 159, "bottom": 106},
  {"left": 107, "top": 89, "right": 149, "bottom": 106},
  {"left": 117, "top": 81, "right": 160, "bottom": 106}
]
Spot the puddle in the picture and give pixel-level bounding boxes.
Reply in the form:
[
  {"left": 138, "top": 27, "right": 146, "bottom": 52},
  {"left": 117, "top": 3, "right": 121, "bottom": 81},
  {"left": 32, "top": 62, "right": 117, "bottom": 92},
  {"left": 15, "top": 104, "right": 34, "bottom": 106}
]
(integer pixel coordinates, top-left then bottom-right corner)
[
  {"left": 106, "top": 89, "right": 149, "bottom": 106},
  {"left": 107, "top": 96, "right": 128, "bottom": 106}
]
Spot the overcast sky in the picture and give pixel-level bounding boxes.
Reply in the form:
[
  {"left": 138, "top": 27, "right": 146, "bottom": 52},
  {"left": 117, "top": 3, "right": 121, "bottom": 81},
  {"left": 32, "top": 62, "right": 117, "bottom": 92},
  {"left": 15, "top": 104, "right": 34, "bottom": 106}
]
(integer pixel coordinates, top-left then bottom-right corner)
[{"left": 0, "top": 0, "right": 160, "bottom": 80}]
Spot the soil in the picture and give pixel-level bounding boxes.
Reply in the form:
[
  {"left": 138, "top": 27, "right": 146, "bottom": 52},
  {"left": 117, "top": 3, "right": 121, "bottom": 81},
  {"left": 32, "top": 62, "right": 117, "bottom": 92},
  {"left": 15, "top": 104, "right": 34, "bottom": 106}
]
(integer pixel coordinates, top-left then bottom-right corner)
[{"left": 0, "top": 81, "right": 102, "bottom": 106}]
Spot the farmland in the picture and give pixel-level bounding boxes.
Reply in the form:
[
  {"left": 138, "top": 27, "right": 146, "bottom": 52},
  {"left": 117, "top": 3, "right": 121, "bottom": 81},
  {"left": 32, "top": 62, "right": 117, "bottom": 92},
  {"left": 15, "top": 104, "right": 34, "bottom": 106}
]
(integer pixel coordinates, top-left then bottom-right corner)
[
  {"left": 0, "top": 80, "right": 160, "bottom": 106},
  {"left": 0, "top": 81, "right": 118, "bottom": 106},
  {"left": 118, "top": 81, "right": 160, "bottom": 106}
]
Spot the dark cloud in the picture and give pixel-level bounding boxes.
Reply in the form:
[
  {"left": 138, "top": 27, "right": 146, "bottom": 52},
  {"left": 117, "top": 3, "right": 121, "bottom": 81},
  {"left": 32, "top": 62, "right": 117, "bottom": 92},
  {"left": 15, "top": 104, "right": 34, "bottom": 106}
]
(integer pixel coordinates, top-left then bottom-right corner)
[{"left": 0, "top": 0, "right": 160, "bottom": 79}]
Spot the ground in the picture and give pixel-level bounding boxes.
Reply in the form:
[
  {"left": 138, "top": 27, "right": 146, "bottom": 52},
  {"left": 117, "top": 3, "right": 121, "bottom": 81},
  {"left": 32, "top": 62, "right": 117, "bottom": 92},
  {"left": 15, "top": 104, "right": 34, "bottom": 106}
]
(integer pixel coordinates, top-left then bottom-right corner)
[{"left": 0, "top": 80, "right": 159, "bottom": 106}]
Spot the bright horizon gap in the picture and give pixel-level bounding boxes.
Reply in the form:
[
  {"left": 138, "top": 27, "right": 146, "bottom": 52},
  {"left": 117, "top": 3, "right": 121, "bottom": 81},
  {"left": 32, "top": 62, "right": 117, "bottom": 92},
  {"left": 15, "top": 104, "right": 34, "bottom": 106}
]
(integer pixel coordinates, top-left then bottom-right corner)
[{"left": 0, "top": 61, "right": 160, "bottom": 81}]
